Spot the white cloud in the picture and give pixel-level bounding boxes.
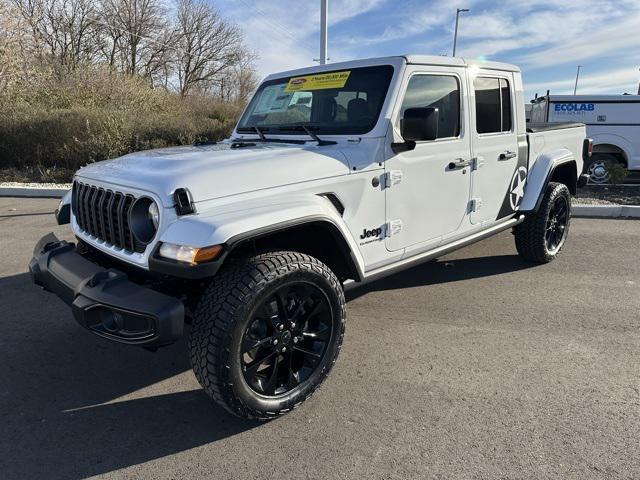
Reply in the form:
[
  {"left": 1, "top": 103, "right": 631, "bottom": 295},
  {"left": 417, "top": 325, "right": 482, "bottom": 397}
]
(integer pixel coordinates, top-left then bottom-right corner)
[
  {"left": 515, "top": 11, "right": 640, "bottom": 69},
  {"left": 336, "top": 0, "right": 481, "bottom": 48},
  {"left": 524, "top": 66, "right": 640, "bottom": 95},
  {"left": 329, "top": 0, "right": 387, "bottom": 24},
  {"left": 223, "top": 0, "right": 640, "bottom": 98},
  {"left": 448, "top": 0, "right": 640, "bottom": 72},
  {"left": 226, "top": 0, "right": 388, "bottom": 78}
]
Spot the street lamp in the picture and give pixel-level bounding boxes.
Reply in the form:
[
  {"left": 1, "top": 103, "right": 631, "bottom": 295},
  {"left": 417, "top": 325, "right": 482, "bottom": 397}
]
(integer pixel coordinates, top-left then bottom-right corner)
[
  {"left": 573, "top": 65, "right": 582, "bottom": 95},
  {"left": 452, "top": 8, "right": 469, "bottom": 57},
  {"left": 319, "top": 0, "right": 328, "bottom": 65}
]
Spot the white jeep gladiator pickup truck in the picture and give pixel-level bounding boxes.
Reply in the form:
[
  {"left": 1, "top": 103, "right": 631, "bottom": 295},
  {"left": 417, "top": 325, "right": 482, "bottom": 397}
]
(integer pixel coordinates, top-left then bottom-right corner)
[{"left": 30, "top": 55, "right": 591, "bottom": 420}]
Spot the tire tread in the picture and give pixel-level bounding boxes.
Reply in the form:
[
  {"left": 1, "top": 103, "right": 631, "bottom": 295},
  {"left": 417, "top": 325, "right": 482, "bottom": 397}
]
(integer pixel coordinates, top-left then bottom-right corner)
[
  {"left": 188, "top": 251, "right": 345, "bottom": 420},
  {"left": 514, "top": 182, "right": 570, "bottom": 263}
]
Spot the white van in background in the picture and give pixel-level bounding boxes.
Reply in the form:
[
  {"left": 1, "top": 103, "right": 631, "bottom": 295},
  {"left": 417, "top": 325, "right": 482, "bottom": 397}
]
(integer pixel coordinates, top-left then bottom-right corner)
[{"left": 530, "top": 95, "right": 639, "bottom": 184}]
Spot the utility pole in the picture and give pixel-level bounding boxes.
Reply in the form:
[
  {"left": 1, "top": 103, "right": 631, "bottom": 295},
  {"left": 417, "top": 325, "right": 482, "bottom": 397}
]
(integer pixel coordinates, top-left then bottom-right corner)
[
  {"left": 573, "top": 65, "right": 582, "bottom": 95},
  {"left": 452, "top": 8, "right": 469, "bottom": 57},
  {"left": 320, "top": 0, "right": 328, "bottom": 65}
]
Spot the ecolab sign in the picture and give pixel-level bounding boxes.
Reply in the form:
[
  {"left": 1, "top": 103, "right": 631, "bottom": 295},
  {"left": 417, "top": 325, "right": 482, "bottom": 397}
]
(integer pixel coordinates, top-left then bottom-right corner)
[{"left": 554, "top": 103, "right": 595, "bottom": 112}]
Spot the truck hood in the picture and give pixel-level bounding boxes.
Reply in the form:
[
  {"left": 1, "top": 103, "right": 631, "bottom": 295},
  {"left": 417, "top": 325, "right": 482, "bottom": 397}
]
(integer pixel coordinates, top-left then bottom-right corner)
[{"left": 75, "top": 142, "right": 351, "bottom": 206}]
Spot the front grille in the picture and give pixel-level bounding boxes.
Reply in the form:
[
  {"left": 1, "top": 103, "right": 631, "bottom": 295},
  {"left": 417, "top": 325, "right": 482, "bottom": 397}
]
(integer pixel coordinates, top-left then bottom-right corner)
[{"left": 72, "top": 181, "right": 144, "bottom": 253}]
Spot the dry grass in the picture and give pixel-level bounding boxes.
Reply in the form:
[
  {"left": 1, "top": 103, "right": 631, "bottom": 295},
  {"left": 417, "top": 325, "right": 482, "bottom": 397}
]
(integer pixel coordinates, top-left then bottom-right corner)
[{"left": 0, "top": 66, "right": 243, "bottom": 182}]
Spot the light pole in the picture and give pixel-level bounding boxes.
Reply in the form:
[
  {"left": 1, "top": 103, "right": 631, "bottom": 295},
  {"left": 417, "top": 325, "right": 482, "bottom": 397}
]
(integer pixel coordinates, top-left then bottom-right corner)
[
  {"left": 573, "top": 65, "right": 582, "bottom": 95},
  {"left": 452, "top": 8, "right": 469, "bottom": 57},
  {"left": 319, "top": 0, "right": 328, "bottom": 65}
]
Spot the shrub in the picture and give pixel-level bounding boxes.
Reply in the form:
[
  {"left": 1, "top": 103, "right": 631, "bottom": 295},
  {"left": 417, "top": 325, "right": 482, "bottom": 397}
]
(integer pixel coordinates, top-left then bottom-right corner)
[
  {"left": 605, "top": 161, "right": 629, "bottom": 185},
  {"left": 0, "top": 66, "right": 244, "bottom": 181}
]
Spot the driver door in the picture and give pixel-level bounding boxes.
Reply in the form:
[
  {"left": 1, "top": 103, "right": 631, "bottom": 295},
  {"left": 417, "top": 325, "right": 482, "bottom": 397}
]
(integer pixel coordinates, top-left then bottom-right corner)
[{"left": 385, "top": 67, "right": 472, "bottom": 253}]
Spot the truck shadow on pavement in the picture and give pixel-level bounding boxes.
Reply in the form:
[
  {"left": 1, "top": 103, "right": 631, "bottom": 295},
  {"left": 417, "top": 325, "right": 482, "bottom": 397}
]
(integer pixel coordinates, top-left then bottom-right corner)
[
  {"left": 0, "top": 272, "right": 257, "bottom": 480},
  {"left": 0, "top": 253, "right": 533, "bottom": 479},
  {"left": 346, "top": 254, "right": 535, "bottom": 301}
]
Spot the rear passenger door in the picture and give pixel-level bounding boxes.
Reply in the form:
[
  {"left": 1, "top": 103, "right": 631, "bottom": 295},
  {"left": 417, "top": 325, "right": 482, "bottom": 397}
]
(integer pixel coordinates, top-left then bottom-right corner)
[{"left": 469, "top": 72, "right": 526, "bottom": 225}]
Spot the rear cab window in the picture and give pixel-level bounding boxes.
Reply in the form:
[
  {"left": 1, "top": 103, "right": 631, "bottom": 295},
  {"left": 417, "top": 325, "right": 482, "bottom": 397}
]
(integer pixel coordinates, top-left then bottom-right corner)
[{"left": 474, "top": 77, "right": 512, "bottom": 134}]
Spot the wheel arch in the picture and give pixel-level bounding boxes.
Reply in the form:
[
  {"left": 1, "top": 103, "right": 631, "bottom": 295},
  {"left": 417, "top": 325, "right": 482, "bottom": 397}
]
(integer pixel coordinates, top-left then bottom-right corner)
[
  {"left": 591, "top": 134, "right": 633, "bottom": 167},
  {"left": 154, "top": 194, "right": 364, "bottom": 282},
  {"left": 225, "top": 218, "right": 364, "bottom": 283},
  {"left": 591, "top": 143, "right": 629, "bottom": 166},
  {"left": 520, "top": 148, "right": 577, "bottom": 212}
]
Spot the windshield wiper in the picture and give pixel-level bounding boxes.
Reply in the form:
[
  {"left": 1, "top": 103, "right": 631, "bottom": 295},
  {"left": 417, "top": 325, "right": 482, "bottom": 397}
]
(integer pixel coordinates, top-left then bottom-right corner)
[
  {"left": 234, "top": 126, "right": 305, "bottom": 145},
  {"left": 276, "top": 125, "right": 337, "bottom": 146},
  {"left": 253, "top": 126, "right": 266, "bottom": 141}
]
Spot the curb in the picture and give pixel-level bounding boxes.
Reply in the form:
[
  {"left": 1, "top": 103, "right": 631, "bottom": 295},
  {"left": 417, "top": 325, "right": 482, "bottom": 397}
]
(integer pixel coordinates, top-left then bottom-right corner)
[
  {"left": 0, "top": 187, "right": 69, "bottom": 198},
  {"left": 573, "top": 204, "right": 640, "bottom": 219},
  {"left": 2, "top": 187, "right": 639, "bottom": 218}
]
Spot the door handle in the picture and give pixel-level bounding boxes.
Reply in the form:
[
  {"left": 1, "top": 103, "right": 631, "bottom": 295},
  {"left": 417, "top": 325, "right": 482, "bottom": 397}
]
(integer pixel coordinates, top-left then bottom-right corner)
[
  {"left": 448, "top": 158, "right": 471, "bottom": 170},
  {"left": 499, "top": 150, "right": 517, "bottom": 160}
]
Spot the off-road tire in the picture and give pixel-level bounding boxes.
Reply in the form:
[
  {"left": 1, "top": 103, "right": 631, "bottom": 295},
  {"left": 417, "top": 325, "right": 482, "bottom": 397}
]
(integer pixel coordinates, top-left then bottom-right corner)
[
  {"left": 514, "top": 182, "right": 571, "bottom": 263},
  {"left": 189, "top": 251, "right": 346, "bottom": 420}
]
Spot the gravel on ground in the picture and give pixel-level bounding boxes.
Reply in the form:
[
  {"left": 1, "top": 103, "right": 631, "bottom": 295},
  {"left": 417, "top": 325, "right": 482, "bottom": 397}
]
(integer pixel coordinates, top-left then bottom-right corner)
[{"left": 574, "top": 185, "right": 640, "bottom": 206}]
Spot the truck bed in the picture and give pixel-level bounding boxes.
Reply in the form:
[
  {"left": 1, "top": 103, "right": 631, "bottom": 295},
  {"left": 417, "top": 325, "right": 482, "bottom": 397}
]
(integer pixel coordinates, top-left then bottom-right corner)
[
  {"left": 526, "top": 122, "right": 585, "bottom": 133},
  {"left": 526, "top": 123, "right": 586, "bottom": 179}
]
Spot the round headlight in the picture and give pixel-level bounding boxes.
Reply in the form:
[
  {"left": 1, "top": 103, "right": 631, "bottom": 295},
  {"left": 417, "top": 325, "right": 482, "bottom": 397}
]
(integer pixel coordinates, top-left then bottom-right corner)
[
  {"left": 129, "top": 197, "right": 158, "bottom": 244},
  {"left": 148, "top": 201, "right": 160, "bottom": 229}
]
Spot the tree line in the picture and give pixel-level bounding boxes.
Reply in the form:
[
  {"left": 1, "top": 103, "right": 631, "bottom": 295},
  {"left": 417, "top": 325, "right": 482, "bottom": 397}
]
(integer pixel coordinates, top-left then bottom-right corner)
[{"left": 0, "top": 0, "right": 258, "bottom": 101}]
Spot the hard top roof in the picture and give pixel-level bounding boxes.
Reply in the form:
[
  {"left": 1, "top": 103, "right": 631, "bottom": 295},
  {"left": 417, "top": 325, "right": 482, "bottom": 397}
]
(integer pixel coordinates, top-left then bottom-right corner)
[{"left": 264, "top": 55, "right": 520, "bottom": 81}]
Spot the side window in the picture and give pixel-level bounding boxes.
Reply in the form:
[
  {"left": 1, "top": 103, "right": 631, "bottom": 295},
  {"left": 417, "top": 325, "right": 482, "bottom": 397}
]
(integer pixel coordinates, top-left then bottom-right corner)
[
  {"left": 474, "top": 77, "right": 512, "bottom": 134},
  {"left": 500, "top": 79, "right": 512, "bottom": 131},
  {"left": 399, "top": 75, "right": 461, "bottom": 139}
]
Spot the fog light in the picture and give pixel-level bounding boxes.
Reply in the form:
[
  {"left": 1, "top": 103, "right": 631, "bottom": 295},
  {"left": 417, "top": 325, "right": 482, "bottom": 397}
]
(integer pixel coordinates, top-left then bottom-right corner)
[{"left": 159, "top": 242, "right": 222, "bottom": 264}]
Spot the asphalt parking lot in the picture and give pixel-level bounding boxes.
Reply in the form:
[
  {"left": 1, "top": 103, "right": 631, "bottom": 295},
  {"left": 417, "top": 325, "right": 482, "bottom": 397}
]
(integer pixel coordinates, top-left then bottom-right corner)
[{"left": 1, "top": 197, "right": 639, "bottom": 480}]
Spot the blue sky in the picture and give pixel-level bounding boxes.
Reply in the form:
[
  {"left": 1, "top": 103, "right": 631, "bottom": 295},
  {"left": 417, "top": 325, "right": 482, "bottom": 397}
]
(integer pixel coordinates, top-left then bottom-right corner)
[{"left": 218, "top": 0, "right": 640, "bottom": 101}]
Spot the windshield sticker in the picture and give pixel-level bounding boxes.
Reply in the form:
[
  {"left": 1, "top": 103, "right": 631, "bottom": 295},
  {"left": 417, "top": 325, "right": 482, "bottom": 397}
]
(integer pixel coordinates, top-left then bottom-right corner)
[{"left": 284, "top": 71, "right": 351, "bottom": 92}]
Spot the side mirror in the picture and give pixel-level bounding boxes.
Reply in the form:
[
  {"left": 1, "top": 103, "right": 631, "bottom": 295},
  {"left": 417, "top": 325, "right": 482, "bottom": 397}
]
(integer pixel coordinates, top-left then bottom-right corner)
[{"left": 402, "top": 107, "right": 439, "bottom": 142}]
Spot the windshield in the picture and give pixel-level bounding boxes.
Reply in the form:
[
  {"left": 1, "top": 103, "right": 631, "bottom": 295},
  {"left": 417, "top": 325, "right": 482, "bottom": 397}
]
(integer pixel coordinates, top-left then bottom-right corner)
[{"left": 237, "top": 65, "right": 394, "bottom": 135}]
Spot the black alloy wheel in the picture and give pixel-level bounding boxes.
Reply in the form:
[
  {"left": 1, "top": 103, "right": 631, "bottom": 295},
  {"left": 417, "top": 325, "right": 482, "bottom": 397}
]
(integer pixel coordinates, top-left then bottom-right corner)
[
  {"left": 514, "top": 182, "right": 571, "bottom": 263},
  {"left": 189, "top": 251, "right": 345, "bottom": 420},
  {"left": 544, "top": 195, "right": 569, "bottom": 254},
  {"left": 241, "top": 282, "right": 333, "bottom": 397}
]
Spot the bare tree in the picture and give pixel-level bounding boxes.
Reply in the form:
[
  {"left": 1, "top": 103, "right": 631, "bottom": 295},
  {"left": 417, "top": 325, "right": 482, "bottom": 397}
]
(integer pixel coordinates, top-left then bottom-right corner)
[
  {"left": 229, "top": 49, "right": 259, "bottom": 103},
  {"left": 99, "top": 0, "right": 169, "bottom": 78},
  {"left": 12, "top": 0, "right": 98, "bottom": 70},
  {"left": 173, "top": 0, "right": 242, "bottom": 97},
  {"left": 0, "top": 0, "right": 26, "bottom": 88},
  {"left": 4, "top": 0, "right": 258, "bottom": 96}
]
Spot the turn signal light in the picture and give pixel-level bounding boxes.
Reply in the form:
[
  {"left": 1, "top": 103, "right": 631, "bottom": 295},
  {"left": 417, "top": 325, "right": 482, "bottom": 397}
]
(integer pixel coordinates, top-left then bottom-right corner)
[
  {"left": 159, "top": 243, "right": 222, "bottom": 264},
  {"left": 193, "top": 245, "right": 223, "bottom": 263}
]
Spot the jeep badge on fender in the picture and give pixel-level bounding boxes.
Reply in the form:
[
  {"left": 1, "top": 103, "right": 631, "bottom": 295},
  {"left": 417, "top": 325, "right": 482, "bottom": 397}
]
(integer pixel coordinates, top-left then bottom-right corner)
[
  {"left": 29, "top": 54, "right": 589, "bottom": 420},
  {"left": 360, "top": 227, "right": 383, "bottom": 239}
]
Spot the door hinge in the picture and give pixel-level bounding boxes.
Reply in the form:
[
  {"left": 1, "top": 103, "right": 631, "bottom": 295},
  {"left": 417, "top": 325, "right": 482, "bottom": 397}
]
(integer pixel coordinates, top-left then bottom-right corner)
[
  {"left": 471, "top": 157, "right": 485, "bottom": 171},
  {"left": 386, "top": 219, "right": 403, "bottom": 237},
  {"left": 383, "top": 170, "right": 403, "bottom": 188},
  {"left": 469, "top": 198, "right": 482, "bottom": 213}
]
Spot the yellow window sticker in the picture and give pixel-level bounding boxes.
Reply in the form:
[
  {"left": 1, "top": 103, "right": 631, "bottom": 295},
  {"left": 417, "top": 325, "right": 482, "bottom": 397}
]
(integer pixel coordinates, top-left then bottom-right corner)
[{"left": 284, "top": 71, "right": 351, "bottom": 92}]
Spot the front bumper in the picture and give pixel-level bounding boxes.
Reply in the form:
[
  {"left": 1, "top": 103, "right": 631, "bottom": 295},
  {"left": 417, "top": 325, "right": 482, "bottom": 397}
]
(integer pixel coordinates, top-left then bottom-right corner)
[{"left": 29, "top": 233, "right": 184, "bottom": 347}]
